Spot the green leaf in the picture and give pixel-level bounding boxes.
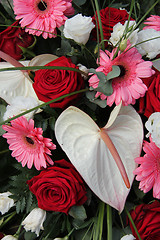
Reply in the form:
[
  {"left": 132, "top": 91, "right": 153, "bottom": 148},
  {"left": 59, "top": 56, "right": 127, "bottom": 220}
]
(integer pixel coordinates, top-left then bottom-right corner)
[
  {"left": 24, "top": 231, "right": 37, "bottom": 240},
  {"left": 89, "top": 68, "right": 113, "bottom": 96},
  {"left": 86, "top": 91, "right": 107, "bottom": 108},
  {"left": 49, "top": 117, "right": 56, "bottom": 131},
  {"left": 0, "top": 104, "right": 6, "bottom": 136},
  {"left": 89, "top": 65, "right": 120, "bottom": 96},
  {"left": 16, "top": 200, "right": 21, "bottom": 214},
  {"left": 153, "top": 58, "right": 160, "bottom": 71},
  {"left": 69, "top": 205, "right": 87, "bottom": 220},
  {"left": 26, "top": 192, "right": 33, "bottom": 213},
  {"left": 21, "top": 197, "right": 26, "bottom": 213},
  {"left": 106, "top": 65, "right": 121, "bottom": 80},
  {"left": 72, "top": 0, "right": 87, "bottom": 6},
  {"left": 72, "top": 217, "right": 95, "bottom": 230}
]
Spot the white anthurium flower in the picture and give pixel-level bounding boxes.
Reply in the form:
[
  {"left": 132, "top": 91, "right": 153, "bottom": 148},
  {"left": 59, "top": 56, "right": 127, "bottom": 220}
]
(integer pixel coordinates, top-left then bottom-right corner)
[
  {"left": 55, "top": 104, "right": 143, "bottom": 212},
  {"left": 145, "top": 112, "right": 160, "bottom": 147},
  {"left": 22, "top": 208, "right": 46, "bottom": 237},
  {"left": 63, "top": 14, "right": 95, "bottom": 45},
  {"left": 28, "top": 54, "right": 58, "bottom": 71},
  {"left": 120, "top": 234, "right": 136, "bottom": 240},
  {"left": 0, "top": 192, "right": 15, "bottom": 215},
  {"left": 1, "top": 235, "right": 17, "bottom": 240},
  {"left": 3, "top": 96, "right": 39, "bottom": 121},
  {"left": 0, "top": 60, "right": 39, "bottom": 105},
  {"left": 0, "top": 51, "right": 57, "bottom": 106}
]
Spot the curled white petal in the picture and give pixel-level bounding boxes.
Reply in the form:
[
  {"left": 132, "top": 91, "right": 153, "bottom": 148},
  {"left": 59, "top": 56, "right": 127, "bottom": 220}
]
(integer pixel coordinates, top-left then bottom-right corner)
[
  {"left": 2, "top": 235, "right": 17, "bottom": 240},
  {"left": 22, "top": 208, "right": 46, "bottom": 237},
  {"left": 120, "top": 234, "right": 136, "bottom": 240},
  {"left": 0, "top": 192, "right": 14, "bottom": 215},
  {"left": 0, "top": 61, "right": 39, "bottom": 104},
  {"left": 3, "top": 96, "right": 39, "bottom": 121}
]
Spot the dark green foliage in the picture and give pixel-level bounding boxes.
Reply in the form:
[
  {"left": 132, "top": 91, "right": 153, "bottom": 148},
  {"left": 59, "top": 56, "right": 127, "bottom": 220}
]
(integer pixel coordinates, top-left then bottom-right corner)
[{"left": 9, "top": 164, "right": 38, "bottom": 214}]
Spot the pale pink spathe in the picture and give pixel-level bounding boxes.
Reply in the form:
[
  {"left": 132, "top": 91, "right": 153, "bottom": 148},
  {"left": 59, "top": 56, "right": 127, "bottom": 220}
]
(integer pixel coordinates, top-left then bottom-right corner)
[
  {"left": 134, "top": 138, "right": 160, "bottom": 199},
  {"left": 89, "top": 44, "right": 155, "bottom": 106},
  {"left": 143, "top": 15, "right": 160, "bottom": 31},
  {"left": 13, "top": 0, "right": 74, "bottom": 39},
  {"left": 2, "top": 116, "right": 56, "bottom": 170}
]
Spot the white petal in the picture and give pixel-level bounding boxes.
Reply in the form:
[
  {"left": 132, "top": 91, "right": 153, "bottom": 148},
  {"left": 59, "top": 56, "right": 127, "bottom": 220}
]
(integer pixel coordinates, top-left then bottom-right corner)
[
  {"left": 29, "top": 54, "right": 58, "bottom": 70},
  {"left": 55, "top": 105, "right": 143, "bottom": 212},
  {"left": 0, "top": 61, "right": 39, "bottom": 104}
]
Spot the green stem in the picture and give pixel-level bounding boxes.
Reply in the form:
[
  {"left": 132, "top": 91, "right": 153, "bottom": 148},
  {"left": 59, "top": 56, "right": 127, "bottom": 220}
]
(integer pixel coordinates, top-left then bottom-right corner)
[
  {"left": 123, "top": 0, "right": 134, "bottom": 38},
  {"left": 0, "top": 211, "right": 16, "bottom": 229},
  {"left": 93, "top": 201, "right": 105, "bottom": 240},
  {"left": 0, "top": 65, "right": 88, "bottom": 77},
  {"left": 94, "top": 0, "right": 105, "bottom": 51},
  {"left": 107, "top": 205, "right": 112, "bottom": 240},
  {"left": 125, "top": 207, "right": 142, "bottom": 240},
  {"left": 0, "top": 88, "right": 88, "bottom": 126},
  {"left": 0, "top": 149, "right": 10, "bottom": 154},
  {"left": 98, "top": 202, "right": 105, "bottom": 240},
  {"left": 127, "top": 0, "right": 160, "bottom": 39},
  {"left": 0, "top": 11, "right": 8, "bottom": 21}
]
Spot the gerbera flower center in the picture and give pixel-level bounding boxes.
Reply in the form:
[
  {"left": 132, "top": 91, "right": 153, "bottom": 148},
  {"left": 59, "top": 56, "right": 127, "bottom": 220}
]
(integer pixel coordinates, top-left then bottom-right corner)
[
  {"left": 25, "top": 136, "right": 34, "bottom": 145},
  {"left": 37, "top": 1, "right": 47, "bottom": 11},
  {"left": 118, "top": 65, "right": 126, "bottom": 77}
]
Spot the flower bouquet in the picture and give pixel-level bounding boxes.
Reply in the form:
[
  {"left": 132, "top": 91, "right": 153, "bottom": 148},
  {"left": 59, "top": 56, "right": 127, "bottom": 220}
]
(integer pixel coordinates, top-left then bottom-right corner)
[{"left": 0, "top": 0, "right": 160, "bottom": 239}]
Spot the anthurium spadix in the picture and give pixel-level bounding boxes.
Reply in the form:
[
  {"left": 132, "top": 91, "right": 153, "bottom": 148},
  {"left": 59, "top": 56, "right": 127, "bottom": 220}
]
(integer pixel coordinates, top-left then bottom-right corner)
[{"left": 55, "top": 104, "right": 143, "bottom": 212}]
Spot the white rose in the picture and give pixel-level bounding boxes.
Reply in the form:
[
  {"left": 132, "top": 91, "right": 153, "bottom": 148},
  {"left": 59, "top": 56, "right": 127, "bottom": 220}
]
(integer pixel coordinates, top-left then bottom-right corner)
[
  {"left": 22, "top": 208, "right": 46, "bottom": 237},
  {"left": 145, "top": 112, "right": 160, "bottom": 147},
  {"left": 3, "top": 96, "right": 39, "bottom": 121},
  {"left": 63, "top": 14, "right": 95, "bottom": 45},
  {"left": 136, "top": 29, "right": 160, "bottom": 59},
  {"left": 0, "top": 192, "right": 14, "bottom": 215},
  {"left": 109, "top": 21, "right": 138, "bottom": 47},
  {"left": 120, "top": 234, "right": 136, "bottom": 240},
  {"left": 2, "top": 236, "right": 17, "bottom": 240}
]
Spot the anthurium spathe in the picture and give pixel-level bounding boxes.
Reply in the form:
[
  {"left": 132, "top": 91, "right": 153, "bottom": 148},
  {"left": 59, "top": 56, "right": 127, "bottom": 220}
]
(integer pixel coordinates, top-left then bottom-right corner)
[
  {"left": 55, "top": 104, "right": 143, "bottom": 212},
  {"left": 0, "top": 51, "right": 57, "bottom": 105}
]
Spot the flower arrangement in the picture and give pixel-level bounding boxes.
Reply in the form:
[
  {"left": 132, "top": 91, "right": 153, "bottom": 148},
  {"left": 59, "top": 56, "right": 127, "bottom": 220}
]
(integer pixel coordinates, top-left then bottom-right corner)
[{"left": 0, "top": 0, "right": 160, "bottom": 239}]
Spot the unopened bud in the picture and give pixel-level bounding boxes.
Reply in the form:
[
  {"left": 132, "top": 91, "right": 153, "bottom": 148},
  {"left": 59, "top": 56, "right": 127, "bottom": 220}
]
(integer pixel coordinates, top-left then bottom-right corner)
[{"left": 119, "top": 39, "right": 127, "bottom": 52}]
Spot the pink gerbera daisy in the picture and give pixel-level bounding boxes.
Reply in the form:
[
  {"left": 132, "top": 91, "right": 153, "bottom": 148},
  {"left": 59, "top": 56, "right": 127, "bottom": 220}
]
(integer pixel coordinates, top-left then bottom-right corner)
[
  {"left": 13, "top": 0, "right": 74, "bottom": 39},
  {"left": 2, "top": 116, "right": 56, "bottom": 170},
  {"left": 89, "top": 44, "right": 155, "bottom": 106},
  {"left": 134, "top": 138, "right": 160, "bottom": 199},
  {"left": 143, "top": 15, "right": 160, "bottom": 31}
]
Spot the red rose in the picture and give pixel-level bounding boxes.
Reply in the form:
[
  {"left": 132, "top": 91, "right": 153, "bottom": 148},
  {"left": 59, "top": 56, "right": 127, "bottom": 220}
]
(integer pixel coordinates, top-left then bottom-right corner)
[
  {"left": 33, "top": 56, "right": 85, "bottom": 108},
  {"left": 0, "top": 20, "right": 34, "bottom": 60},
  {"left": 92, "top": 7, "right": 133, "bottom": 46},
  {"left": 139, "top": 68, "right": 160, "bottom": 117},
  {"left": 27, "top": 159, "right": 87, "bottom": 214},
  {"left": 128, "top": 201, "right": 160, "bottom": 240}
]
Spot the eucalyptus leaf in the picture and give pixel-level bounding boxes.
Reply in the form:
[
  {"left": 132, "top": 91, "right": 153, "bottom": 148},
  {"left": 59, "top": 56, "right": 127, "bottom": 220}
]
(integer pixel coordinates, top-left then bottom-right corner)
[
  {"left": 72, "top": 0, "right": 87, "bottom": 6},
  {"left": 89, "top": 67, "right": 120, "bottom": 96},
  {"left": 69, "top": 205, "right": 87, "bottom": 220},
  {"left": 86, "top": 91, "right": 107, "bottom": 108},
  {"left": 96, "top": 80, "right": 113, "bottom": 96},
  {"left": 106, "top": 65, "right": 121, "bottom": 80},
  {"left": 153, "top": 58, "right": 160, "bottom": 71}
]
